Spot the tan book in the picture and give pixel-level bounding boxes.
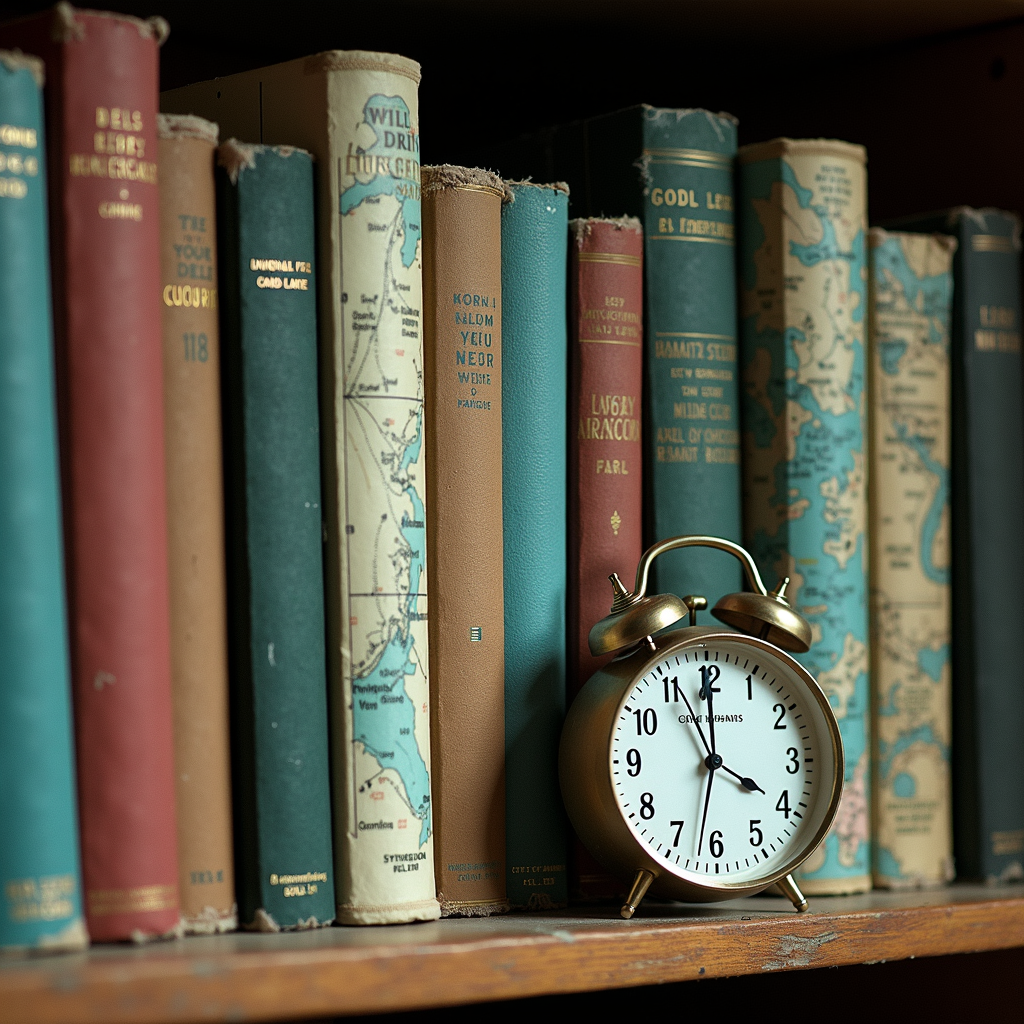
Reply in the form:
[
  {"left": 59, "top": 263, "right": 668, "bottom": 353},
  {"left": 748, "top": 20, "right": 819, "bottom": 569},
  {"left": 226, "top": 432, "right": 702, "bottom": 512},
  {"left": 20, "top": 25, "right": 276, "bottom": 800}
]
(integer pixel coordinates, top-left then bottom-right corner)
[
  {"left": 163, "top": 54, "right": 440, "bottom": 925},
  {"left": 158, "top": 114, "right": 236, "bottom": 933},
  {"left": 868, "top": 227, "right": 956, "bottom": 888},
  {"left": 422, "top": 166, "right": 510, "bottom": 916}
]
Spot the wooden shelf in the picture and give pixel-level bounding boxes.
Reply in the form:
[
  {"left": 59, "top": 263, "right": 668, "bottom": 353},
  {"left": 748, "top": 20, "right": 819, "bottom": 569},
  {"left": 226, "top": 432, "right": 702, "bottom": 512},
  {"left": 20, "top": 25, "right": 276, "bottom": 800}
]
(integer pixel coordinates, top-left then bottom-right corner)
[{"left": 2, "top": 884, "right": 1021, "bottom": 1023}]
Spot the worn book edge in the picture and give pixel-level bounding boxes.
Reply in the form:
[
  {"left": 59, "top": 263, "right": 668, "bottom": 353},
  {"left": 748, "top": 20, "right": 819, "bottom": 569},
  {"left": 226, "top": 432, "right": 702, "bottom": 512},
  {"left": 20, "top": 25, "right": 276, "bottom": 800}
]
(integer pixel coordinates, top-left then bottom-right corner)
[
  {"left": 157, "top": 112, "right": 218, "bottom": 145},
  {"left": 422, "top": 164, "right": 513, "bottom": 203},
  {"left": 737, "top": 136, "right": 867, "bottom": 166}
]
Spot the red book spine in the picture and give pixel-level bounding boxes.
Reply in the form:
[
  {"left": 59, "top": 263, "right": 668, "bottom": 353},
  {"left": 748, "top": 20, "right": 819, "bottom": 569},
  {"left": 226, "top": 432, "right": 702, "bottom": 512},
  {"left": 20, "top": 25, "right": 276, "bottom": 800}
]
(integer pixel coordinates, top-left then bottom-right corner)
[
  {"left": 0, "top": 7, "right": 179, "bottom": 940},
  {"left": 568, "top": 216, "right": 644, "bottom": 901}
]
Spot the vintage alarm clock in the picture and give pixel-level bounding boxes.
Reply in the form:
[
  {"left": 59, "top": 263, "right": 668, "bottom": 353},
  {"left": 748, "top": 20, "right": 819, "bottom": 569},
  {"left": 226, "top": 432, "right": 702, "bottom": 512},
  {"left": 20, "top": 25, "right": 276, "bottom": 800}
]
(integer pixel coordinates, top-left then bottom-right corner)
[{"left": 560, "top": 535, "right": 843, "bottom": 919}]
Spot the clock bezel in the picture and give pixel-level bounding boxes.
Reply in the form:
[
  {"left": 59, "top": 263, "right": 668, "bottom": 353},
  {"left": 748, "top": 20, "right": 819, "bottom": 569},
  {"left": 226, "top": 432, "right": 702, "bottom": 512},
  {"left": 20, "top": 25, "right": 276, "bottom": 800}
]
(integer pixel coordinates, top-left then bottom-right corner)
[{"left": 559, "top": 625, "right": 845, "bottom": 904}]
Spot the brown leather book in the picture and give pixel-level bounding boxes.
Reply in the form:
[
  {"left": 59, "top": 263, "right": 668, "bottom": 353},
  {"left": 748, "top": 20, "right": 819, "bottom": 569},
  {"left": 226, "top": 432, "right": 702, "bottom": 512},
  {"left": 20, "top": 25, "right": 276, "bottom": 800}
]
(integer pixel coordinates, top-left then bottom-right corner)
[
  {"left": 158, "top": 114, "right": 236, "bottom": 933},
  {"left": 567, "top": 216, "right": 644, "bottom": 902},
  {"left": 422, "top": 165, "right": 511, "bottom": 916}
]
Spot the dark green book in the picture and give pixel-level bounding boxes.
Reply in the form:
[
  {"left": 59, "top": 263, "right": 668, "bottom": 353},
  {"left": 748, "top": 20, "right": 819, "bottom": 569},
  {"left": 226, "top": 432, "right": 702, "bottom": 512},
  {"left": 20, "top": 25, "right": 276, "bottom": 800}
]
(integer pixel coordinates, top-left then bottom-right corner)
[
  {"left": 217, "top": 140, "right": 336, "bottom": 927},
  {"left": 492, "top": 106, "right": 742, "bottom": 602},
  {"left": 892, "top": 207, "right": 1024, "bottom": 882}
]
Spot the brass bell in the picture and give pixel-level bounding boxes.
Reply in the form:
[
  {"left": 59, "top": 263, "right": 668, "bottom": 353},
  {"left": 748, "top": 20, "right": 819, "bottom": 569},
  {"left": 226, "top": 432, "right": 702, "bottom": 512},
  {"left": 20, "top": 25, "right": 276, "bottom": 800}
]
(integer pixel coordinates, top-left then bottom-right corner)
[
  {"left": 712, "top": 577, "right": 812, "bottom": 653},
  {"left": 588, "top": 572, "right": 687, "bottom": 657}
]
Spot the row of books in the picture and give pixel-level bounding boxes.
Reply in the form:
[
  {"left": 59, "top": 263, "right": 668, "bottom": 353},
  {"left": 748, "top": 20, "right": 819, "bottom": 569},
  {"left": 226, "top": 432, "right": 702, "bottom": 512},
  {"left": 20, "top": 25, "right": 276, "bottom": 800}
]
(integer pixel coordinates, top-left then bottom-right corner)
[{"left": 2, "top": 5, "right": 1023, "bottom": 951}]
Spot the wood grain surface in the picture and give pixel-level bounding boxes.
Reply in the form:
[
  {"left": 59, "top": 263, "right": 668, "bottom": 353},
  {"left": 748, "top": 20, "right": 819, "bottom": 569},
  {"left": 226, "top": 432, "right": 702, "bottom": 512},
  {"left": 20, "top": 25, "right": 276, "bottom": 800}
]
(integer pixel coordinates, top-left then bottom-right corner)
[{"left": 1, "top": 885, "right": 1021, "bottom": 1023}]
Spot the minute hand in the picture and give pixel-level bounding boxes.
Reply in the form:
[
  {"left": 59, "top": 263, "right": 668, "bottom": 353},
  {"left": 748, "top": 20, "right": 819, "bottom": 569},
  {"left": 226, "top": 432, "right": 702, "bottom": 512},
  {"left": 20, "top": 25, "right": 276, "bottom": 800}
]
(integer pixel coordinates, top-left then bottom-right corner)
[{"left": 702, "top": 679, "right": 763, "bottom": 793}]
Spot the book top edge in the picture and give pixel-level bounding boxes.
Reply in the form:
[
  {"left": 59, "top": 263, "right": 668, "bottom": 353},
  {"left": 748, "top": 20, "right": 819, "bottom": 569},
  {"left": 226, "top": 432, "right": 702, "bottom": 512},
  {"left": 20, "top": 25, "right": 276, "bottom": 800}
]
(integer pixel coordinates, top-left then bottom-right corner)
[
  {"left": 506, "top": 179, "right": 570, "bottom": 196},
  {"left": 217, "top": 138, "right": 312, "bottom": 184},
  {"left": 737, "top": 137, "right": 867, "bottom": 165},
  {"left": 158, "top": 112, "right": 218, "bottom": 145},
  {"left": 0, "top": 49, "right": 43, "bottom": 86},
  {"left": 570, "top": 215, "right": 643, "bottom": 241},
  {"left": 868, "top": 226, "right": 958, "bottom": 254},
  {"left": 641, "top": 104, "right": 738, "bottom": 126},
  {"left": 303, "top": 49, "right": 420, "bottom": 84},
  {"left": 422, "top": 164, "right": 512, "bottom": 203},
  {"left": 53, "top": 3, "right": 169, "bottom": 45}
]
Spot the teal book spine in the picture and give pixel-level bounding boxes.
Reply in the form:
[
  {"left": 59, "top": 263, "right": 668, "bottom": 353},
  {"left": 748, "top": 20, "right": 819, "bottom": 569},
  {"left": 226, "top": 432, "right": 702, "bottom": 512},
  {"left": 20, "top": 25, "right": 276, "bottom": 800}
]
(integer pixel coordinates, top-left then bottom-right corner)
[
  {"left": 738, "top": 139, "right": 871, "bottom": 894},
  {"left": 217, "top": 141, "right": 335, "bottom": 928},
  {"left": 499, "top": 106, "right": 743, "bottom": 599},
  {"left": 0, "top": 53, "right": 87, "bottom": 951},
  {"left": 501, "top": 182, "right": 569, "bottom": 908},
  {"left": 892, "top": 208, "right": 1024, "bottom": 882}
]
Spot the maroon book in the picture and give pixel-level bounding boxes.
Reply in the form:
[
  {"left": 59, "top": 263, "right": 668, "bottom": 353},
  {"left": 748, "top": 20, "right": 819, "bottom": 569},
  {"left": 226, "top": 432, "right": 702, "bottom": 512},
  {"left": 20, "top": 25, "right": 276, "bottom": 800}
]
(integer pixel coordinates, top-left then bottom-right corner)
[
  {"left": 0, "top": 5, "right": 180, "bottom": 939},
  {"left": 567, "top": 216, "right": 644, "bottom": 901}
]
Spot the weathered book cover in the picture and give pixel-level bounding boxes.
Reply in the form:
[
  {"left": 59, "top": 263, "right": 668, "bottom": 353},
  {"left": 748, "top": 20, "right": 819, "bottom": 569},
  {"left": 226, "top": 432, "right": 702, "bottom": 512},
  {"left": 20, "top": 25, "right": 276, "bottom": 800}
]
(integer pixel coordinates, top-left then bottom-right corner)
[
  {"left": 0, "top": 4, "right": 181, "bottom": 940},
  {"left": 567, "top": 215, "right": 644, "bottom": 902},
  {"left": 868, "top": 228, "right": 955, "bottom": 889},
  {"left": 491, "top": 106, "right": 742, "bottom": 602},
  {"left": 422, "top": 165, "right": 510, "bottom": 916},
  {"left": 164, "top": 52, "right": 439, "bottom": 925},
  {"left": 0, "top": 50, "right": 87, "bottom": 952},
  {"left": 891, "top": 207, "right": 1024, "bottom": 882},
  {"left": 501, "top": 181, "right": 569, "bottom": 909},
  {"left": 158, "top": 113, "right": 236, "bottom": 932},
  {"left": 217, "top": 140, "right": 334, "bottom": 929},
  {"left": 738, "top": 138, "right": 871, "bottom": 894}
]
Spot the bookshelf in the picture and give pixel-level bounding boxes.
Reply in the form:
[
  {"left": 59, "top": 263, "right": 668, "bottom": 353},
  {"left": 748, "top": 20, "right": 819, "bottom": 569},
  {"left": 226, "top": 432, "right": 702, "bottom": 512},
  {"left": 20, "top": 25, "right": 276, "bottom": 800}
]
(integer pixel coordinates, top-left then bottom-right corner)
[{"left": 1, "top": 0, "right": 1022, "bottom": 1019}]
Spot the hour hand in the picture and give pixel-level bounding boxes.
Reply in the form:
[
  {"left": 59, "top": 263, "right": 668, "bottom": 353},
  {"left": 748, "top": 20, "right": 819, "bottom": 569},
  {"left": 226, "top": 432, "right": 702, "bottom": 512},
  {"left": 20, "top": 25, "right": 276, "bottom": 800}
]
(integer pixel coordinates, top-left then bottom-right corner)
[
  {"left": 678, "top": 690, "right": 711, "bottom": 757},
  {"left": 721, "top": 764, "right": 765, "bottom": 794}
]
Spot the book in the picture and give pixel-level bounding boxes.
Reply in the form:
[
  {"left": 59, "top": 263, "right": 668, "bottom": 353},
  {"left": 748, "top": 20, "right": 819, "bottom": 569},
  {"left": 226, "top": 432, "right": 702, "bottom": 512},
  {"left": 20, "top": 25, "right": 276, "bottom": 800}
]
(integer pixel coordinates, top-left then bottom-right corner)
[
  {"left": 158, "top": 113, "right": 236, "bottom": 932},
  {"left": 493, "top": 106, "right": 742, "bottom": 602},
  {"left": 0, "top": 4, "right": 181, "bottom": 941},
  {"left": 868, "top": 228, "right": 956, "bottom": 889},
  {"left": 501, "top": 181, "right": 570, "bottom": 909},
  {"left": 0, "top": 50, "right": 87, "bottom": 953},
  {"left": 217, "top": 140, "right": 335, "bottom": 930},
  {"left": 738, "top": 138, "right": 871, "bottom": 895},
  {"left": 890, "top": 207, "right": 1024, "bottom": 882},
  {"left": 163, "top": 52, "right": 440, "bottom": 926},
  {"left": 422, "top": 165, "right": 510, "bottom": 916},
  {"left": 567, "top": 215, "right": 644, "bottom": 902}
]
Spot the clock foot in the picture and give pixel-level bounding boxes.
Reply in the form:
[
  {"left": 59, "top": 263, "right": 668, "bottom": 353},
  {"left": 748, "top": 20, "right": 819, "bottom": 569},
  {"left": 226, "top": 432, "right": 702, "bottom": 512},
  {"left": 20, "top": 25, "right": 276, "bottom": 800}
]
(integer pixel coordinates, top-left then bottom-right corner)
[
  {"left": 620, "top": 869, "right": 655, "bottom": 919},
  {"left": 777, "top": 873, "right": 809, "bottom": 913}
]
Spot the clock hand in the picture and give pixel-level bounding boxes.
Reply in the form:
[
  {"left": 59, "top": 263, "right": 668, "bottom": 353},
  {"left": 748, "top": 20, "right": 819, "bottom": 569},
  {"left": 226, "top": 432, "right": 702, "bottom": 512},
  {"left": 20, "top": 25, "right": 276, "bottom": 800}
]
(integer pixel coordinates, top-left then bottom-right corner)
[
  {"left": 701, "top": 671, "right": 717, "bottom": 755},
  {"left": 720, "top": 764, "right": 765, "bottom": 794},
  {"left": 679, "top": 690, "right": 711, "bottom": 757},
  {"left": 697, "top": 758, "right": 716, "bottom": 856}
]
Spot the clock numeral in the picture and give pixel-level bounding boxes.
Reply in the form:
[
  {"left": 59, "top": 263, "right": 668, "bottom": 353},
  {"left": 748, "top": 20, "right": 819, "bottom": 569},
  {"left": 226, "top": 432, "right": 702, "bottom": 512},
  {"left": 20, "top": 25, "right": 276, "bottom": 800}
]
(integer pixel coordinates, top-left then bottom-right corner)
[
  {"left": 710, "top": 830, "right": 724, "bottom": 858},
  {"left": 773, "top": 703, "right": 787, "bottom": 729},
  {"left": 634, "top": 708, "right": 658, "bottom": 736},
  {"left": 663, "top": 676, "right": 684, "bottom": 703},
  {"left": 640, "top": 792, "right": 655, "bottom": 819},
  {"left": 698, "top": 664, "right": 721, "bottom": 699},
  {"left": 670, "top": 820, "right": 685, "bottom": 846},
  {"left": 786, "top": 747, "right": 800, "bottom": 774},
  {"left": 776, "top": 790, "right": 792, "bottom": 819},
  {"left": 746, "top": 673, "right": 753, "bottom": 700},
  {"left": 626, "top": 748, "right": 642, "bottom": 777},
  {"left": 749, "top": 820, "right": 763, "bottom": 846}
]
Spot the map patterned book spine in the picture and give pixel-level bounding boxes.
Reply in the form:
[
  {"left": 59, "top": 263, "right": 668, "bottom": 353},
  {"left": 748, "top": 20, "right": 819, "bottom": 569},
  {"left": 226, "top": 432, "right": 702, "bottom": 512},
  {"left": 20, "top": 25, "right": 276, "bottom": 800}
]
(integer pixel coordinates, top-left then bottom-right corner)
[
  {"left": 568, "top": 215, "right": 644, "bottom": 902},
  {"left": 868, "top": 228, "right": 955, "bottom": 888},
  {"left": 738, "top": 138, "right": 871, "bottom": 894},
  {"left": 0, "top": 6, "right": 182, "bottom": 940},
  {"left": 422, "top": 165, "right": 510, "bottom": 916},
  {"left": 892, "top": 208, "right": 1024, "bottom": 881},
  {"left": 163, "top": 51, "right": 441, "bottom": 925},
  {"left": 0, "top": 52, "right": 87, "bottom": 952},
  {"left": 638, "top": 108, "right": 742, "bottom": 601},
  {"left": 501, "top": 181, "right": 570, "bottom": 909},
  {"left": 217, "top": 141, "right": 335, "bottom": 929},
  {"left": 158, "top": 114, "right": 236, "bottom": 932}
]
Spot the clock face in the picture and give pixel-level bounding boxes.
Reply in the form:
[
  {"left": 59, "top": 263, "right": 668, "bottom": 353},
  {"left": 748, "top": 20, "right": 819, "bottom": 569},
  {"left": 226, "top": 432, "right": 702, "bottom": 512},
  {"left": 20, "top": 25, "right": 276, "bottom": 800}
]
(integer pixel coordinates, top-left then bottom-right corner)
[{"left": 610, "top": 635, "right": 839, "bottom": 889}]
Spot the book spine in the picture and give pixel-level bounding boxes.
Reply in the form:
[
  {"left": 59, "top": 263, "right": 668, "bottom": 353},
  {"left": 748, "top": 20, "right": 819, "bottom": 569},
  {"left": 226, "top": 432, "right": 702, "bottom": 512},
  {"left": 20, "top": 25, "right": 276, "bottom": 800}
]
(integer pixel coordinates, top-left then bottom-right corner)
[
  {"left": 422, "top": 166, "right": 509, "bottom": 916},
  {"left": 0, "top": 8, "right": 182, "bottom": 940},
  {"left": 567, "top": 215, "right": 644, "bottom": 902},
  {"left": 738, "top": 139, "right": 871, "bottom": 894},
  {"left": 867, "top": 228, "right": 955, "bottom": 888},
  {"left": 217, "top": 141, "right": 335, "bottom": 929},
  {"left": 158, "top": 115, "right": 236, "bottom": 932},
  {"left": 640, "top": 109, "right": 742, "bottom": 600},
  {"left": 0, "top": 52, "right": 87, "bottom": 952},
  {"left": 501, "top": 182, "right": 569, "bottom": 909},
  {"left": 950, "top": 211, "right": 1024, "bottom": 881}
]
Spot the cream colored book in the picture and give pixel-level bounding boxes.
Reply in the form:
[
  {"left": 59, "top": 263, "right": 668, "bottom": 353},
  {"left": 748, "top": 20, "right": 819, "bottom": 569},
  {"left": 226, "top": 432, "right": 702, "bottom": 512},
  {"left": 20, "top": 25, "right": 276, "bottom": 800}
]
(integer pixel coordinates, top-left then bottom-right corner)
[
  {"left": 164, "top": 53, "right": 439, "bottom": 925},
  {"left": 868, "top": 227, "right": 956, "bottom": 888}
]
